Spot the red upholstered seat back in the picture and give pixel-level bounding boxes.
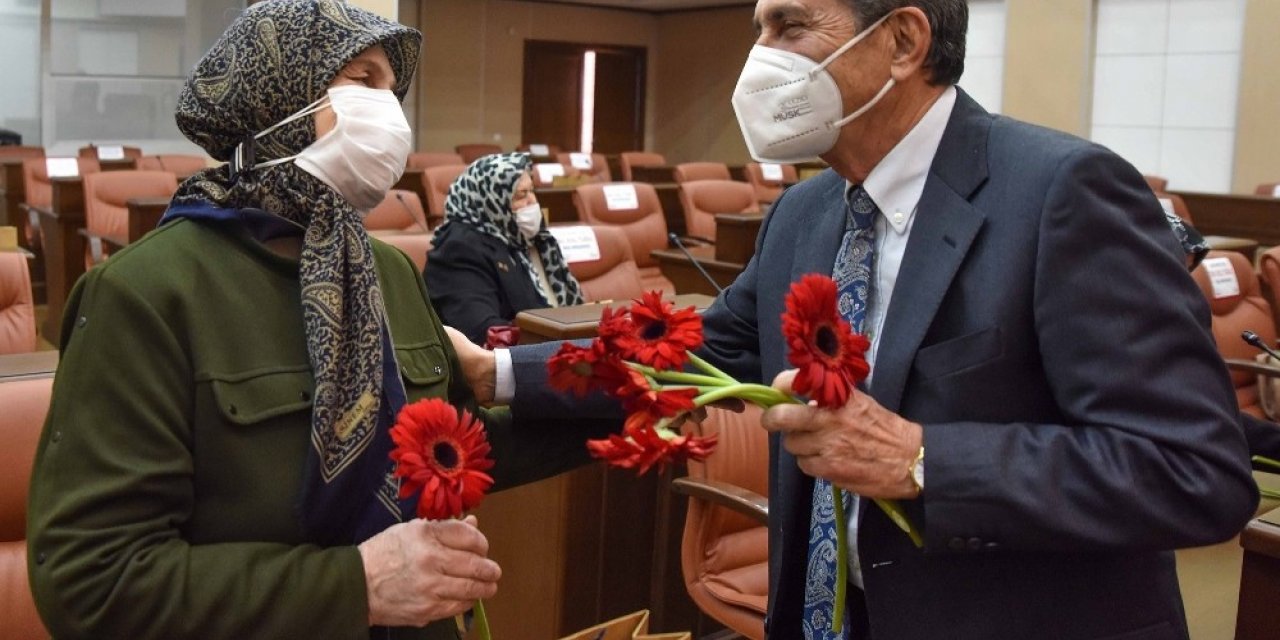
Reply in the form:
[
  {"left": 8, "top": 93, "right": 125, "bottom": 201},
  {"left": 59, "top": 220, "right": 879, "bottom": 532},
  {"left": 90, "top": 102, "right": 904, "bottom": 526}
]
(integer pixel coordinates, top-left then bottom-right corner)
[
  {"left": 0, "top": 252, "right": 36, "bottom": 355},
  {"left": 572, "top": 182, "right": 673, "bottom": 293},
  {"left": 1192, "top": 251, "right": 1277, "bottom": 417},
  {"left": 82, "top": 170, "right": 178, "bottom": 243},
  {"left": 743, "top": 162, "right": 798, "bottom": 205},
  {"left": 679, "top": 180, "right": 760, "bottom": 241},
  {"left": 365, "top": 189, "right": 428, "bottom": 232},
  {"left": 556, "top": 152, "right": 611, "bottom": 182},
  {"left": 407, "top": 152, "right": 464, "bottom": 171},
  {"left": 454, "top": 144, "right": 503, "bottom": 164},
  {"left": 565, "top": 225, "right": 644, "bottom": 302},
  {"left": 0, "top": 376, "right": 54, "bottom": 639},
  {"left": 673, "top": 162, "right": 730, "bottom": 184},
  {"left": 422, "top": 164, "right": 467, "bottom": 220}
]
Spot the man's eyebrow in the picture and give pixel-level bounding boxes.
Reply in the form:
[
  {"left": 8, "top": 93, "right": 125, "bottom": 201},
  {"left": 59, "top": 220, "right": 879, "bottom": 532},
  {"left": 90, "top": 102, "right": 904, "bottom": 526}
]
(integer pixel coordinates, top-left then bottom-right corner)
[{"left": 754, "top": 3, "right": 809, "bottom": 34}]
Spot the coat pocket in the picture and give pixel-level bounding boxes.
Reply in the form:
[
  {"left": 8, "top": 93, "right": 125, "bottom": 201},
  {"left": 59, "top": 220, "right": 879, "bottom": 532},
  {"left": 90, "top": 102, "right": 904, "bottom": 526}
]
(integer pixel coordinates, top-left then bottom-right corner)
[
  {"left": 395, "top": 342, "right": 451, "bottom": 397},
  {"left": 913, "top": 326, "right": 1003, "bottom": 381},
  {"left": 208, "top": 367, "right": 315, "bottom": 425}
]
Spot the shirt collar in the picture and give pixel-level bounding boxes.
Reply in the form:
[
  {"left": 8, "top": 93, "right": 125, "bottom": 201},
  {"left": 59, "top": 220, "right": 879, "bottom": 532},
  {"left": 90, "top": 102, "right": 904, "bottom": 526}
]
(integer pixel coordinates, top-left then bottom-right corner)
[{"left": 845, "top": 85, "right": 958, "bottom": 233}]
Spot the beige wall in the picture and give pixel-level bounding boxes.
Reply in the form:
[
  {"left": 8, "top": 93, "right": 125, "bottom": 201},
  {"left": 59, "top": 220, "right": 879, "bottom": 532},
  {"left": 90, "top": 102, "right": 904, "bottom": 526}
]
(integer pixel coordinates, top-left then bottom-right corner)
[
  {"left": 1233, "top": 0, "right": 1280, "bottom": 193},
  {"left": 653, "top": 7, "right": 755, "bottom": 164},
  {"left": 414, "top": 0, "right": 657, "bottom": 154},
  {"left": 1001, "top": 0, "right": 1094, "bottom": 138},
  {"left": 346, "top": 0, "right": 397, "bottom": 21}
]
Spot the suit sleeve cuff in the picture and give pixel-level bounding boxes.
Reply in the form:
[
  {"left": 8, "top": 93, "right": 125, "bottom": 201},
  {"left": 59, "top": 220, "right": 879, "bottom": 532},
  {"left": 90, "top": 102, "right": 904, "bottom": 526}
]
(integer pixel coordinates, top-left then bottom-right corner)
[{"left": 494, "top": 348, "right": 515, "bottom": 405}]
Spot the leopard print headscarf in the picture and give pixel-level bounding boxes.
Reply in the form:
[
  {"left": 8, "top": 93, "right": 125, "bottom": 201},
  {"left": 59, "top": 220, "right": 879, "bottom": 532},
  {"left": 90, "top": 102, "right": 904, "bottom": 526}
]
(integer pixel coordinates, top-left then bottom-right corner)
[
  {"left": 441, "top": 153, "right": 585, "bottom": 306},
  {"left": 169, "top": 0, "right": 421, "bottom": 540}
]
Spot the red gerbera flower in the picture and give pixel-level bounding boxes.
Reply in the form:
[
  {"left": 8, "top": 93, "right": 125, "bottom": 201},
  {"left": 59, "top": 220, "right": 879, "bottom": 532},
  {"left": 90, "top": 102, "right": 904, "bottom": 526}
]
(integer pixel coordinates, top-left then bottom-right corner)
[
  {"left": 547, "top": 340, "right": 629, "bottom": 397},
  {"left": 781, "top": 274, "right": 871, "bottom": 408},
  {"left": 390, "top": 398, "right": 495, "bottom": 520},
  {"left": 587, "top": 425, "right": 718, "bottom": 474},
  {"left": 610, "top": 291, "right": 704, "bottom": 370}
]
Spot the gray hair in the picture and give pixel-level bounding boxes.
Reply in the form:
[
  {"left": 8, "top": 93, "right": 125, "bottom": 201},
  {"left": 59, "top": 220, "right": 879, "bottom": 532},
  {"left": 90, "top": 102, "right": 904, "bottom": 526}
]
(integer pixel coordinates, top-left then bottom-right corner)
[{"left": 841, "top": 0, "right": 967, "bottom": 86}]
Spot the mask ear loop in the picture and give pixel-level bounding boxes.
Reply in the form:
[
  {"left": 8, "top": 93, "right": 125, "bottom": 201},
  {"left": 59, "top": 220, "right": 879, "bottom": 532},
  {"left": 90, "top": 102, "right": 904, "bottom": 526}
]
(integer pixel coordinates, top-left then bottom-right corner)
[
  {"left": 808, "top": 10, "right": 896, "bottom": 81},
  {"left": 229, "top": 94, "right": 332, "bottom": 178}
]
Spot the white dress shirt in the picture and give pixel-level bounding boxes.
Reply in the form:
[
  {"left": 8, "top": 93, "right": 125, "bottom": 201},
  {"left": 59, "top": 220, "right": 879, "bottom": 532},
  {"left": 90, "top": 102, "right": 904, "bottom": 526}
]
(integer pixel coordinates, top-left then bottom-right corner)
[{"left": 842, "top": 85, "right": 957, "bottom": 587}]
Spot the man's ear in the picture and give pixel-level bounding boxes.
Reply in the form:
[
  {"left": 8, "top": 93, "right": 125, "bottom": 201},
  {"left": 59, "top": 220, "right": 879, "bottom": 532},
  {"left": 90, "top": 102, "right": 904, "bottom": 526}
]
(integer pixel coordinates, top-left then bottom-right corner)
[{"left": 888, "top": 8, "right": 933, "bottom": 82}]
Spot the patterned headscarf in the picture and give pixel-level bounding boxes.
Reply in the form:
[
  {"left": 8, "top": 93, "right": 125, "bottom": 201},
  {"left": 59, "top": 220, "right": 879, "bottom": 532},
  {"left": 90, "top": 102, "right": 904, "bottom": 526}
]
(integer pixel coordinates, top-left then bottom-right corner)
[
  {"left": 441, "top": 153, "right": 585, "bottom": 306},
  {"left": 169, "top": 0, "right": 421, "bottom": 542}
]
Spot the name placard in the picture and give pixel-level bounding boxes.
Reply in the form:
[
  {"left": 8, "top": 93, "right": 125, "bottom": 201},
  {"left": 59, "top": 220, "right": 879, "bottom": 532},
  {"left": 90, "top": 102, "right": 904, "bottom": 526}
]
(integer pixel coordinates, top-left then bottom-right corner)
[
  {"left": 528, "top": 144, "right": 550, "bottom": 156},
  {"left": 761, "top": 163, "right": 784, "bottom": 181},
  {"left": 535, "top": 163, "right": 566, "bottom": 184},
  {"left": 1203, "top": 257, "right": 1240, "bottom": 299},
  {"left": 96, "top": 145, "right": 125, "bottom": 161},
  {"left": 569, "top": 152, "right": 593, "bottom": 170},
  {"left": 46, "top": 158, "right": 80, "bottom": 178},
  {"left": 603, "top": 184, "right": 639, "bottom": 211},
  {"left": 548, "top": 225, "right": 601, "bottom": 263}
]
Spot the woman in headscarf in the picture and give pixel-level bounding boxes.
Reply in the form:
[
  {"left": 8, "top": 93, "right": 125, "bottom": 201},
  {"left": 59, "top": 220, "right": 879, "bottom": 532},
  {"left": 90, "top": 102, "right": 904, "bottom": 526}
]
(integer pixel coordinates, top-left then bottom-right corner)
[
  {"left": 26, "top": 2, "right": 612, "bottom": 638},
  {"left": 425, "top": 153, "right": 585, "bottom": 347}
]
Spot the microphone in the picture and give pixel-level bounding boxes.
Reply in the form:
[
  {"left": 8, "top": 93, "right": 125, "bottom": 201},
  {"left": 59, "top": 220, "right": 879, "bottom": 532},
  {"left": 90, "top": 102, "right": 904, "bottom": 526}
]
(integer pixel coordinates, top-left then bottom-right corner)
[
  {"left": 668, "top": 232, "right": 723, "bottom": 295},
  {"left": 1242, "top": 330, "right": 1280, "bottom": 361},
  {"left": 395, "top": 192, "right": 431, "bottom": 233}
]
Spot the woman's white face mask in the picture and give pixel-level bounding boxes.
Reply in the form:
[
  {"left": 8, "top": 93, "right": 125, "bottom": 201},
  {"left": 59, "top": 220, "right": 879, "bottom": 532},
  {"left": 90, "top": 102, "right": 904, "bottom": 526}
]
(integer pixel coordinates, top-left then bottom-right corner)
[
  {"left": 513, "top": 202, "right": 543, "bottom": 240},
  {"left": 730, "top": 11, "right": 896, "bottom": 164},
  {"left": 235, "top": 85, "right": 413, "bottom": 214}
]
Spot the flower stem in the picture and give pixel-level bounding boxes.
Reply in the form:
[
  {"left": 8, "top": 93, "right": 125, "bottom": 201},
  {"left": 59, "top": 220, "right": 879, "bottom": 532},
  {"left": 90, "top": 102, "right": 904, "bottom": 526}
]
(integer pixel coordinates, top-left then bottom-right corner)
[
  {"left": 473, "top": 598, "right": 491, "bottom": 640},
  {"left": 692, "top": 383, "right": 796, "bottom": 409},
  {"left": 625, "top": 361, "right": 729, "bottom": 388},
  {"left": 832, "top": 485, "right": 848, "bottom": 633},
  {"left": 1254, "top": 455, "right": 1280, "bottom": 472},
  {"left": 688, "top": 352, "right": 736, "bottom": 383},
  {"left": 874, "top": 498, "right": 923, "bottom": 548}
]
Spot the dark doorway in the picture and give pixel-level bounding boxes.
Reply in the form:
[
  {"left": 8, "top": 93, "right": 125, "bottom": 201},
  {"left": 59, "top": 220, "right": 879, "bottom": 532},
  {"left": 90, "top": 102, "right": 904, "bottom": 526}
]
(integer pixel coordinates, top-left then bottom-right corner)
[{"left": 522, "top": 40, "right": 646, "bottom": 154}]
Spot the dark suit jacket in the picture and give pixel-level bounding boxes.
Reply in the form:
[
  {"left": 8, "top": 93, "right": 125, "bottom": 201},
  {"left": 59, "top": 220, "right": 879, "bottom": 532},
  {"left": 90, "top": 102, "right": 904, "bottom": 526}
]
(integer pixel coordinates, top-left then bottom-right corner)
[
  {"left": 426, "top": 222, "right": 548, "bottom": 344},
  {"left": 695, "top": 91, "right": 1257, "bottom": 639}
]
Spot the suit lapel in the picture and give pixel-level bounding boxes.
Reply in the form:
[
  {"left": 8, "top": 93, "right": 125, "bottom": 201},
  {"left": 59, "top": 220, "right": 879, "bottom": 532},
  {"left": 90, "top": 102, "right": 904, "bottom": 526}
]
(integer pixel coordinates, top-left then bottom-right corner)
[
  {"left": 869, "top": 90, "right": 992, "bottom": 413},
  {"left": 793, "top": 173, "right": 851, "bottom": 280}
]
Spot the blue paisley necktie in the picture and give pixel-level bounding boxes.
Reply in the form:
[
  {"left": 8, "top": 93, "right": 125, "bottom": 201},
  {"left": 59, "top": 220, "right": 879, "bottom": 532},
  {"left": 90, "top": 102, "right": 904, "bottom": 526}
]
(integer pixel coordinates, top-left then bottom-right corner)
[{"left": 802, "top": 185, "right": 877, "bottom": 639}]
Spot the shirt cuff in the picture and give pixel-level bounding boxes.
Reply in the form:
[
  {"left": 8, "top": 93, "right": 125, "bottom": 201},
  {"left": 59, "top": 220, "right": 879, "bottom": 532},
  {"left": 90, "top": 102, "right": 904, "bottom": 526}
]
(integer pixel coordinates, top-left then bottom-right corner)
[{"left": 494, "top": 348, "right": 515, "bottom": 405}]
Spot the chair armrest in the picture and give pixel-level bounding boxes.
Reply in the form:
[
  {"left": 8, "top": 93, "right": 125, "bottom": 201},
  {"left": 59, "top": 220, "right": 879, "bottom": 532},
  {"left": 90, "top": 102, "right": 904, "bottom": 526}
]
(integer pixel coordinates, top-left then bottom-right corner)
[
  {"left": 671, "top": 476, "right": 768, "bottom": 525},
  {"left": 1225, "top": 358, "right": 1280, "bottom": 378}
]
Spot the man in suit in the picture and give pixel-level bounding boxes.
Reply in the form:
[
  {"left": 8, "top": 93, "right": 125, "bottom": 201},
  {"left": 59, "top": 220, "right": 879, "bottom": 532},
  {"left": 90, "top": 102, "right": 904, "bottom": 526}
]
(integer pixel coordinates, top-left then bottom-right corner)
[
  {"left": 703, "top": 1, "right": 1257, "bottom": 638},
  {"left": 451, "top": 1, "right": 1258, "bottom": 638}
]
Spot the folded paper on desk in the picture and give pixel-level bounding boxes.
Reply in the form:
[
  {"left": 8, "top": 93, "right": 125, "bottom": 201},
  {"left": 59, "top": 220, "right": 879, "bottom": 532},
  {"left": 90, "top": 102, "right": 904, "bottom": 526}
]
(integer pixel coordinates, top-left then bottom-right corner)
[{"left": 556, "top": 610, "right": 691, "bottom": 640}]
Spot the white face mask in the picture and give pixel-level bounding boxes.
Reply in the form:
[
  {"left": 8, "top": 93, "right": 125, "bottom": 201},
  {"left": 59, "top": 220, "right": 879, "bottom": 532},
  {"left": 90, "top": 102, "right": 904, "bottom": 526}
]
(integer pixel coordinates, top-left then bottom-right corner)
[
  {"left": 731, "top": 11, "right": 896, "bottom": 164},
  {"left": 513, "top": 202, "right": 543, "bottom": 240},
  {"left": 234, "top": 85, "right": 413, "bottom": 214}
]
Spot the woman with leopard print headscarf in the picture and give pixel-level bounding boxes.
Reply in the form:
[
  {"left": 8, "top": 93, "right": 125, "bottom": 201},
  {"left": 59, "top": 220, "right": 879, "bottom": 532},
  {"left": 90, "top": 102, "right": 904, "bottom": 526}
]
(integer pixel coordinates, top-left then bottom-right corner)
[
  {"left": 426, "top": 153, "right": 585, "bottom": 347},
  {"left": 26, "top": 3, "right": 615, "bottom": 638}
]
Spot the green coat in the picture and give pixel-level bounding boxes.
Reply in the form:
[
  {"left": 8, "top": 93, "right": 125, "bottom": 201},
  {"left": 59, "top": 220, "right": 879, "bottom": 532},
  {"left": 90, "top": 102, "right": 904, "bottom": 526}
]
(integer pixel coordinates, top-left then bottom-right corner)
[{"left": 27, "top": 218, "right": 606, "bottom": 640}]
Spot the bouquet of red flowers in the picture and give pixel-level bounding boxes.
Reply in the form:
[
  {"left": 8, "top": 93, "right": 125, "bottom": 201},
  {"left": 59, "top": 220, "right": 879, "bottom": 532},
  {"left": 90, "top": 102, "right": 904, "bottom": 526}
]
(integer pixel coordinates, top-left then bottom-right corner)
[
  {"left": 389, "top": 397, "right": 495, "bottom": 639},
  {"left": 547, "top": 276, "right": 921, "bottom": 634}
]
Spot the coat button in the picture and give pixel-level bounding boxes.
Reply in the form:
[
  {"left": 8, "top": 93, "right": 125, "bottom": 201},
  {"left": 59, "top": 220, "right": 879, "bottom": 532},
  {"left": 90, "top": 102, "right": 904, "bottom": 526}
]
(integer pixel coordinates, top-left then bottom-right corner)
[
  {"left": 228, "top": 404, "right": 238, "bottom": 415},
  {"left": 51, "top": 431, "right": 62, "bottom": 443},
  {"left": 983, "top": 542, "right": 1000, "bottom": 551},
  {"left": 35, "top": 552, "right": 46, "bottom": 565},
  {"left": 434, "top": 366, "right": 443, "bottom": 375},
  {"left": 948, "top": 537, "right": 965, "bottom": 551},
  {"left": 76, "top": 316, "right": 88, "bottom": 328},
  {"left": 967, "top": 537, "right": 983, "bottom": 551}
]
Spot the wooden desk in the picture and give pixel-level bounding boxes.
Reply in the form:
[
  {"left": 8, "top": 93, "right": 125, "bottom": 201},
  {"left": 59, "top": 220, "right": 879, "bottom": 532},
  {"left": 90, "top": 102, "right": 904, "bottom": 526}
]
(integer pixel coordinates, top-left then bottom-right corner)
[
  {"left": 0, "top": 350, "right": 58, "bottom": 381},
  {"left": 653, "top": 183, "right": 686, "bottom": 237},
  {"left": 714, "top": 213, "right": 762, "bottom": 264},
  {"left": 536, "top": 186, "right": 580, "bottom": 224},
  {"left": 37, "top": 177, "right": 87, "bottom": 346},
  {"left": 516, "top": 293, "right": 715, "bottom": 343},
  {"left": 1171, "top": 191, "right": 1280, "bottom": 248},
  {"left": 0, "top": 158, "right": 25, "bottom": 228},
  {"left": 393, "top": 168, "right": 430, "bottom": 218},
  {"left": 1237, "top": 506, "right": 1280, "bottom": 639},
  {"left": 630, "top": 165, "right": 676, "bottom": 184},
  {"left": 127, "top": 197, "right": 170, "bottom": 243},
  {"left": 98, "top": 158, "right": 136, "bottom": 172},
  {"left": 477, "top": 293, "right": 719, "bottom": 638},
  {"left": 652, "top": 245, "right": 744, "bottom": 296}
]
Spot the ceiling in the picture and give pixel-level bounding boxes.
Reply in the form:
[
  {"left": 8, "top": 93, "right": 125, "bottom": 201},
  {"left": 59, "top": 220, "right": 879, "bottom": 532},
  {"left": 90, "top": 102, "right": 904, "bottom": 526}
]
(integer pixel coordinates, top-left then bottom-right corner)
[{"left": 523, "top": 0, "right": 755, "bottom": 13}]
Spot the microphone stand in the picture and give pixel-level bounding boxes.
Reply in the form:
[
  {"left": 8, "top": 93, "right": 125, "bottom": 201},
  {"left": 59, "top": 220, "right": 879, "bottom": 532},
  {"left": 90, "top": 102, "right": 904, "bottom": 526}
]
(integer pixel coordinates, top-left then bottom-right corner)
[{"left": 668, "top": 232, "right": 724, "bottom": 295}]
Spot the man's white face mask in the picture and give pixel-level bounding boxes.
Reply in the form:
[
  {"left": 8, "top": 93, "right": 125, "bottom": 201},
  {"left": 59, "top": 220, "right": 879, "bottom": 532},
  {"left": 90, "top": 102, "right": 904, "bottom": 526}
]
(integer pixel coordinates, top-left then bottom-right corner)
[
  {"left": 731, "top": 11, "right": 896, "bottom": 164},
  {"left": 236, "top": 85, "right": 413, "bottom": 214}
]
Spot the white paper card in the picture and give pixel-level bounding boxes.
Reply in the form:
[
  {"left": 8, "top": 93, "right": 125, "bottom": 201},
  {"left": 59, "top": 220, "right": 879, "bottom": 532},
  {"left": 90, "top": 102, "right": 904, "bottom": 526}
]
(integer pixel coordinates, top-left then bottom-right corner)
[
  {"left": 1273, "top": 185, "right": 1280, "bottom": 197},
  {"left": 97, "top": 145, "right": 125, "bottom": 160},
  {"left": 535, "top": 163, "right": 566, "bottom": 183},
  {"left": 46, "top": 158, "right": 80, "bottom": 178},
  {"left": 569, "top": 152, "right": 593, "bottom": 170},
  {"left": 603, "top": 184, "right": 639, "bottom": 210},
  {"left": 761, "top": 163, "right": 784, "bottom": 181},
  {"left": 1203, "top": 257, "right": 1240, "bottom": 299},
  {"left": 1158, "top": 198, "right": 1175, "bottom": 217},
  {"left": 547, "top": 225, "right": 601, "bottom": 263},
  {"left": 528, "top": 144, "right": 550, "bottom": 156}
]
